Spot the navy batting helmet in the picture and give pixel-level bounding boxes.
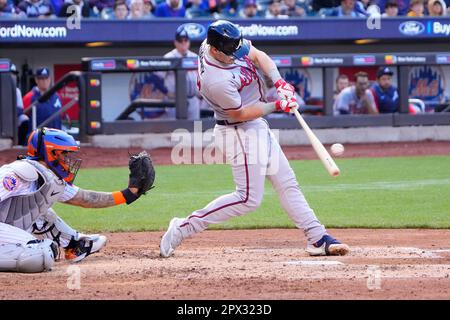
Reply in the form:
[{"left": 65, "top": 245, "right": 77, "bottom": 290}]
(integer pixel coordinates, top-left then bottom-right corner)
[{"left": 207, "top": 20, "right": 250, "bottom": 59}]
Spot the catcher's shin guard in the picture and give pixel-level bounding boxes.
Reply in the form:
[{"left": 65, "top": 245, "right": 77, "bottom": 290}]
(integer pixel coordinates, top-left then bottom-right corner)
[
  {"left": 31, "top": 209, "right": 79, "bottom": 248},
  {"left": 0, "top": 239, "right": 56, "bottom": 273}
]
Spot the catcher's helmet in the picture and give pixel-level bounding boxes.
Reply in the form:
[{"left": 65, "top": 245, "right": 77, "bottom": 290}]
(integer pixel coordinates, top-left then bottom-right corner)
[
  {"left": 27, "top": 128, "right": 81, "bottom": 183},
  {"left": 207, "top": 20, "right": 250, "bottom": 59}
]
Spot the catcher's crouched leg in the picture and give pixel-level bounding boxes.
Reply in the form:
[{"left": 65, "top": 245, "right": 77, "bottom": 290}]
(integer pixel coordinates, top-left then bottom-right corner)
[
  {"left": 0, "top": 239, "right": 56, "bottom": 273},
  {"left": 30, "top": 209, "right": 107, "bottom": 262},
  {"left": 30, "top": 208, "right": 79, "bottom": 248}
]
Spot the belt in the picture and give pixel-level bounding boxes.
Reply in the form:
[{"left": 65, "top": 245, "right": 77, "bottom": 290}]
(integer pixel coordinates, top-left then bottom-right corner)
[{"left": 216, "top": 120, "right": 245, "bottom": 126}]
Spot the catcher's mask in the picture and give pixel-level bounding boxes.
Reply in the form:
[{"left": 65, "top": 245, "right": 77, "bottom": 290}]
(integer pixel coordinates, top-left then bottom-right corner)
[{"left": 27, "top": 127, "right": 81, "bottom": 183}]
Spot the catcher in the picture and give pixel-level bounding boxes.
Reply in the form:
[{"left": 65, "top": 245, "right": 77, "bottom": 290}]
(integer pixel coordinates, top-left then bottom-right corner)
[{"left": 0, "top": 127, "right": 155, "bottom": 273}]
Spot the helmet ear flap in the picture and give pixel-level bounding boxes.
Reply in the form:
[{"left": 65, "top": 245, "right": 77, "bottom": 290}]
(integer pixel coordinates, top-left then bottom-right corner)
[{"left": 37, "top": 127, "right": 45, "bottom": 158}]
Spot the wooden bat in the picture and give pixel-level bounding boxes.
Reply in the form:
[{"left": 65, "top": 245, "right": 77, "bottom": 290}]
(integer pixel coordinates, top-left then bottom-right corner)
[{"left": 293, "top": 109, "right": 340, "bottom": 177}]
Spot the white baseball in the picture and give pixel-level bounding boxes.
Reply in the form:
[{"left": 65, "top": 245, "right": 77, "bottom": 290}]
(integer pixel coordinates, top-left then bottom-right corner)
[{"left": 330, "top": 143, "right": 345, "bottom": 157}]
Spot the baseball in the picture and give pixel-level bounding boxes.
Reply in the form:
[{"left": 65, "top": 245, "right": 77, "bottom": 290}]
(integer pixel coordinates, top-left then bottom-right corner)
[{"left": 331, "top": 143, "right": 345, "bottom": 157}]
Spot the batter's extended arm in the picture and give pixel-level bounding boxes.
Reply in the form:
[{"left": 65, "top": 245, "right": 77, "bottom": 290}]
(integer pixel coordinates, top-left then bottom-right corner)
[
  {"left": 247, "top": 46, "right": 281, "bottom": 83},
  {"left": 247, "top": 46, "right": 295, "bottom": 100}
]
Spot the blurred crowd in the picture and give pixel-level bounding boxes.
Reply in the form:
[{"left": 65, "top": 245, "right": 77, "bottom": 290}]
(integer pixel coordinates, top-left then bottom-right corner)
[{"left": 0, "top": 0, "right": 448, "bottom": 19}]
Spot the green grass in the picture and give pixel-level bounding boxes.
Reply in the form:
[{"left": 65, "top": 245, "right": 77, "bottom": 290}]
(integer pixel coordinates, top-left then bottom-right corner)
[{"left": 54, "top": 155, "right": 450, "bottom": 232}]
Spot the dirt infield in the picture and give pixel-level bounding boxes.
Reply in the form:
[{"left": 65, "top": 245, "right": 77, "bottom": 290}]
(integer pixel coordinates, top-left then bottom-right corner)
[
  {"left": 1, "top": 141, "right": 449, "bottom": 300},
  {"left": 1, "top": 229, "right": 450, "bottom": 300}
]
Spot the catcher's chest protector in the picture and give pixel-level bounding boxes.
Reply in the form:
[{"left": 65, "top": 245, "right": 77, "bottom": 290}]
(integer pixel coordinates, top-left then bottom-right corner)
[{"left": 0, "top": 160, "right": 65, "bottom": 231}]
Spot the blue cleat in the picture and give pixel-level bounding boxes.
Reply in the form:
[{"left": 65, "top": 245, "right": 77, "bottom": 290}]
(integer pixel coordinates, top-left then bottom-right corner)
[{"left": 306, "top": 234, "right": 350, "bottom": 256}]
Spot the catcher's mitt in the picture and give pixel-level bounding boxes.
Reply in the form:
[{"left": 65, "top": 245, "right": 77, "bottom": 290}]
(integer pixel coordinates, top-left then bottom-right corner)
[{"left": 128, "top": 151, "right": 155, "bottom": 197}]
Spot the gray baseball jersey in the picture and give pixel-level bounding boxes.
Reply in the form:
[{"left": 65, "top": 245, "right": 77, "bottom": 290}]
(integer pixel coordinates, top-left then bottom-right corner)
[
  {"left": 333, "top": 86, "right": 376, "bottom": 115},
  {"left": 164, "top": 49, "right": 198, "bottom": 98},
  {"left": 197, "top": 40, "right": 266, "bottom": 121}
]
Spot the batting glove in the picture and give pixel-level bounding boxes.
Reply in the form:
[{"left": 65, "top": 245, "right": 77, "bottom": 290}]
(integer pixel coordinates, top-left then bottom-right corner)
[
  {"left": 275, "top": 98, "right": 299, "bottom": 114},
  {"left": 274, "top": 79, "right": 295, "bottom": 100}
]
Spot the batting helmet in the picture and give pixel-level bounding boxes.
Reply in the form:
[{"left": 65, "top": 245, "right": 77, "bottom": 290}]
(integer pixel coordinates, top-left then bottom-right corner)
[
  {"left": 207, "top": 20, "right": 250, "bottom": 59},
  {"left": 27, "top": 127, "right": 81, "bottom": 183}
]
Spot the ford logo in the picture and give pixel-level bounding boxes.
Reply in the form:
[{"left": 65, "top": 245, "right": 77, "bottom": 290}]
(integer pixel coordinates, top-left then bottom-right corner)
[
  {"left": 179, "top": 23, "right": 206, "bottom": 39},
  {"left": 399, "top": 21, "right": 425, "bottom": 36}
]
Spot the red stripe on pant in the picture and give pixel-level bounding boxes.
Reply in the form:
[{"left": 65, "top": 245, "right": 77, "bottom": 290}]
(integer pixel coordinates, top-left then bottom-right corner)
[{"left": 180, "top": 127, "right": 249, "bottom": 227}]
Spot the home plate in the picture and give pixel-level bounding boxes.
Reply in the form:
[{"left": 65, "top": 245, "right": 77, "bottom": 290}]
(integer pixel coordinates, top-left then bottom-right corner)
[{"left": 285, "top": 260, "right": 344, "bottom": 266}]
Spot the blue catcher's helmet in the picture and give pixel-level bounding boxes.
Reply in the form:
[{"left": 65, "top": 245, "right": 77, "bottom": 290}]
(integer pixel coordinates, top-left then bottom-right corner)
[
  {"left": 207, "top": 20, "right": 250, "bottom": 59},
  {"left": 27, "top": 128, "right": 81, "bottom": 183}
]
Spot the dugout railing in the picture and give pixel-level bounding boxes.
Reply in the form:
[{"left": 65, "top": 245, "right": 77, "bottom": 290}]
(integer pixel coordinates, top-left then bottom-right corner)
[{"left": 0, "top": 59, "right": 101, "bottom": 143}]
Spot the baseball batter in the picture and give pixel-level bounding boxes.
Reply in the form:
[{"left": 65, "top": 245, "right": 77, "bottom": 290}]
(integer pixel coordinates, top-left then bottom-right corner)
[
  {"left": 160, "top": 20, "right": 349, "bottom": 257},
  {"left": 0, "top": 128, "right": 154, "bottom": 273}
]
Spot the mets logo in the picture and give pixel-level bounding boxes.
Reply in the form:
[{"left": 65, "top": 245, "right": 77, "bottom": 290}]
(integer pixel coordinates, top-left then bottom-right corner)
[
  {"left": 128, "top": 72, "right": 169, "bottom": 118},
  {"left": 409, "top": 66, "right": 446, "bottom": 102},
  {"left": 129, "top": 72, "right": 168, "bottom": 101},
  {"left": 2, "top": 175, "right": 18, "bottom": 191}
]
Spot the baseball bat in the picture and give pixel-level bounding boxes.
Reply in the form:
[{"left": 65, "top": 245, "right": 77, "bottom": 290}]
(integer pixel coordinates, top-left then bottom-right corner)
[{"left": 293, "top": 109, "right": 340, "bottom": 177}]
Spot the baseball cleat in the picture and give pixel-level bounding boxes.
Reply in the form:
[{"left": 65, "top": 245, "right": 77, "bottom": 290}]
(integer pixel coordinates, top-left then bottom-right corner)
[
  {"left": 64, "top": 234, "right": 107, "bottom": 263},
  {"left": 160, "top": 217, "right": 184, "bottom": 258},
  {"left": 306, "top": 234, "right": 350, "bottom": 256}
]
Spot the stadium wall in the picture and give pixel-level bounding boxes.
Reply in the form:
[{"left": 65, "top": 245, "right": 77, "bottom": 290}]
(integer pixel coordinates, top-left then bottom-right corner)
[
  {"left": 0, "top": 139, "right": 12, "bottom": 151},
  {"left": 89, "top": 126, "right": 450, "bottom": 149}
]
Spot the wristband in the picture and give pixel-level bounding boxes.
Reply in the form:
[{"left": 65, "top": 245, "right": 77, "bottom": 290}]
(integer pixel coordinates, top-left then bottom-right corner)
[
  {"left": 112, "top": 191, "right": 126, "bottom": 205},
  {"left": 121, "top": 188, "right": 139, "bottom": 205}
]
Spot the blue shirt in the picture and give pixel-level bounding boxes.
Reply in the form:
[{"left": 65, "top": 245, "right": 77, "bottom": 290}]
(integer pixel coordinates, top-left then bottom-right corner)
[
  {"left": 327, "top": 5, "right": 367, "bottom": 17},
  {"left": 17, "top": 0, "right": 55, "bottom": 17},
  {"left": 29, "top": 87, "right": 62, "bottom": 129},
  {"left": 0, "top": 3, "right": 16, "bottom": 16},
  {"left": 371, "top": 83, "right": 399, "bottom": 113},
  {"left": 375, "top": 0, "right": 410, "bottom": 15},
  {"left": 154, "top": 3, "right": 185, "bottom": 17}
]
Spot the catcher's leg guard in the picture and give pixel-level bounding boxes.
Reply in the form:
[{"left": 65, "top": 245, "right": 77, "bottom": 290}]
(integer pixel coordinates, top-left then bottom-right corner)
[
  {"left": 30, "top": 208, "right": 79, "bottom": 248},
  {"left": 30, "top": 209, "right": 107, "bottom": 262},
  {"left": 0, "top": 239, "right": 56, "bottom": 273}
]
